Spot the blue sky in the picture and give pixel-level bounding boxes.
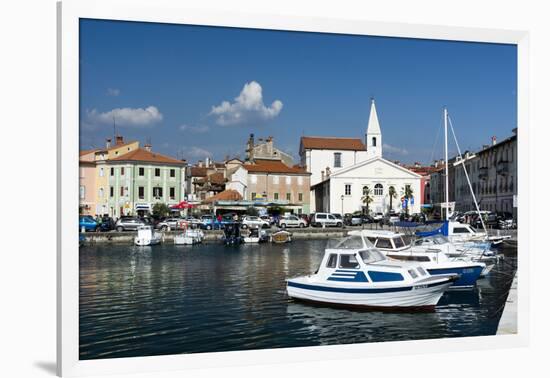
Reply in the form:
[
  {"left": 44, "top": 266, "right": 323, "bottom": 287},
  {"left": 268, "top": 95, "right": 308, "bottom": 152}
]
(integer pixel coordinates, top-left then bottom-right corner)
[{"left": 79, "top": 19, "right": 517, "bottom": 164}]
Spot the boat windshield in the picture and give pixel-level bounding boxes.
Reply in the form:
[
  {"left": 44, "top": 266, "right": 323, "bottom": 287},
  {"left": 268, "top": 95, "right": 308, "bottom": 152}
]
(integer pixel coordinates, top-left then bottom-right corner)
[
  {"left": 415, "top": 235, "right": 449, "bottom": 245},
  {"left": 393, "top": 236, "right": 406, "bottom": 249},
  {"left": 359, "top": 249, "right": 387, "bottom": 264},
  {"left": 330, "top": 235, "right": 366, "bottom": 249}
]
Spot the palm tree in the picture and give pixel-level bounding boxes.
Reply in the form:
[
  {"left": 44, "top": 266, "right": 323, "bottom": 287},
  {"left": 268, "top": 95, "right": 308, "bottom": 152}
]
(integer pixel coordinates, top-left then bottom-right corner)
[
  {"left": 388, "top": 186, "right": 397, "bottom": 212},
  {"left": 361, "top": 186, "right": 374, "bottom": 216},
  {"left": 401, "top": 185, "right": 414, "bottom": 216}
]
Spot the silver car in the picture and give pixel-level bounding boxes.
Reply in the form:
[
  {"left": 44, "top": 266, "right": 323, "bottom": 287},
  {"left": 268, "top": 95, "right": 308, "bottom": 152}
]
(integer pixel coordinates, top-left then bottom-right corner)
[{"left": 115, "top": 217, "right": 147, "bottom": 231}]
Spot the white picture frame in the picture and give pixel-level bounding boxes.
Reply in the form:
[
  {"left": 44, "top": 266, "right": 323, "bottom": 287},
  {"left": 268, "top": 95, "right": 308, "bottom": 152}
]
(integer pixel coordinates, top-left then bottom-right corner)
[{"left": 58, "top": 1, "right": 529, "bottom": 376}]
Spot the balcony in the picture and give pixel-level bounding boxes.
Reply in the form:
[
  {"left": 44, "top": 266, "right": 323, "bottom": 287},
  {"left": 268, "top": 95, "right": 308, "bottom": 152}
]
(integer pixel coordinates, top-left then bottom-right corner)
[
  {"left": 497, "top": 160, "right": 510, "bottom": 176},
  {"left": 478, "top": 167, "right": 488, "bottom": 180}
]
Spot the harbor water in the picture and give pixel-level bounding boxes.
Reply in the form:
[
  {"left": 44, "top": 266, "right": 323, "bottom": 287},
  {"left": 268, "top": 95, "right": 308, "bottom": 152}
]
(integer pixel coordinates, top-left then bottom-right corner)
[{"left": 79, "top": 240, "right": 517, "bottom": 360}]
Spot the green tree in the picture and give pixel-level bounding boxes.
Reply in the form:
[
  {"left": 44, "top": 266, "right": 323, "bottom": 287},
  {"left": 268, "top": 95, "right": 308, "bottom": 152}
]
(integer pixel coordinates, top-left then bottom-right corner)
[
  {"left": 361, "top": 186, "right": 374, "bottom": 215},
  {"left": 401, "top": 185, "right": 414, "bottom": 216},
  {"left": 152, "top": 202, "right": 171, "bottom": 218},
  {"left": 246, "top": 206, "right": 259, "bottom": 216},
  {"left": 388, "top": 186, "right": 397, "bottom": 212}
]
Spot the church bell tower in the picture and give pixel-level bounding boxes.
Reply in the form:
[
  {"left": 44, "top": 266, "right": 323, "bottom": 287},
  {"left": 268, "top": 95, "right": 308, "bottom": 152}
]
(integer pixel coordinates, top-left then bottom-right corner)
[{"left": 365, "top": 98, "right": 382, "bottom": 158}]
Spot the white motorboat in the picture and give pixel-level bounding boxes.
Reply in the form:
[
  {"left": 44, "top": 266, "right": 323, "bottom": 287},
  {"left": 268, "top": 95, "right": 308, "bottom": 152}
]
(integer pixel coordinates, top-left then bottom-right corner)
[
  {"left": 134, "top": 226, "right": 162, "bottom": 246},
  {"left": 351, "top": 230, "right": 485, "bottom": 288},
  {"left": 174, "top": 225, "right": 204, "bottom": 245},
  {"left": 243, "top": 228, "right": 269, "bottom": 243},
  {"left": 286, "top": 234, "right": 457, "bottom": 311},
  {"left": 411, "top": 235, "right": 496, "bottom": 276}
]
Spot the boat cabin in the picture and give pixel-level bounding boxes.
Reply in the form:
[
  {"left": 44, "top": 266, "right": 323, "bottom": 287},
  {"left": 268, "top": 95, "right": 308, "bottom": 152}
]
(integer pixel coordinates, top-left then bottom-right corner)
[{"left": 349, "top": 230, "right": 410, "bottom": 252}]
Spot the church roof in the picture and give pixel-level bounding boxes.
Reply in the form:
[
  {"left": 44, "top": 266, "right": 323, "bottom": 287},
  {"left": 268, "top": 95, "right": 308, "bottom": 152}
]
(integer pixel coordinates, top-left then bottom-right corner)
[{"left": 300, "top": 136, "right": 366, "bottom": 151}]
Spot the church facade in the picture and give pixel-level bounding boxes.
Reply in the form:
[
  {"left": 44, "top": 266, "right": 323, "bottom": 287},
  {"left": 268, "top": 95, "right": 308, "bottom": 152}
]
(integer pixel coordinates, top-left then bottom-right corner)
[{"left": 301, "top": 99, "right": 422, "bottom": 215}]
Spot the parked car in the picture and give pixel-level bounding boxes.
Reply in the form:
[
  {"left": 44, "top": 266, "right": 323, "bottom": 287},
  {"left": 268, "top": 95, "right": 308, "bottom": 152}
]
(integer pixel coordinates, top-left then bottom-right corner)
[
  {"left": 343, "top": 213, "right": 354, "bottom": 226},
  {"left": 349, "top": 213, "right": 364, "bottom": 226},
  {"left": 382, "top": 212, "right": 400, "bottom": 225},
  {"left": 115, "top": 216, "right": 147, "bottom": 231},
  {"left": 310, "top": 213, "right": 343, "bottom": 228},
  {"left": 409, "top": 213, "right": 427, "bottom": 223},
  {"left": 98, "top": 216, "right": 115, "bottom": 232},
  {"left": 155, "top": 217, "right": 185, "bottom": 231},
  {"left": 200, "top": 214, "right": 219, "bottom": 230},
  {"left": 278, "top": 215, "right": 308, "bottom": 228},
  {"left": 242, "top": 216, "right": 270, "bottom": 229},
  {"left": 79, "top": 215, "right": 98, "bottom": 232},
  {"left": 259, "top": 215, "right": 275, "bottom": 226},
  {"left": 372, "top": 212, "right": 384, "bottom": 222}
]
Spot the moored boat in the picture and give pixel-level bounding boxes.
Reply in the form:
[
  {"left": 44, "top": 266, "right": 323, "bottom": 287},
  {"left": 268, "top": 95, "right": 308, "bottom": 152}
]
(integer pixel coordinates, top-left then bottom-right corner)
[
  {"left": 286, "top": 233, "right": 457, "bottom": 311},
  {"left": 271, "top": 230, "right": 292, "bottom": 243},
  {"left": 352, "top": 230, "right": 485, "bottom": 288},
  {"left": 134, "top": 226, "right": 162, "bottom": 246}
]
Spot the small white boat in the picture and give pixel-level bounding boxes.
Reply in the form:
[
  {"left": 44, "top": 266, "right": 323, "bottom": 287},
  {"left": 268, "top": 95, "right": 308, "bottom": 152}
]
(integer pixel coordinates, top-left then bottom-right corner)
[
  {"left": 271, "top": 230, "right": 292, "bottom": 243},
  {"left": 174, "top": 225, "right": 204, "bottom": 245},
  {"left": 286, "top": 234, "right": 457, "bottom": 311},
  {"left": 243, "top": 228, "right": 268, "bottom": 243},
  {"left": 352, "top": 230, "right": 486, "bottom": 288},
  {"left": 134, "top": 226, "right": 162, "bottom": 246}
]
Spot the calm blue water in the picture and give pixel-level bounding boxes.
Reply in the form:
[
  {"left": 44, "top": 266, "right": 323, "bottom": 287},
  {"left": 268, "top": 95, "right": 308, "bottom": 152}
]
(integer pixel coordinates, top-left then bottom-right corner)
[{"left": 79, "top": 240, "right": 516, "bottom": 360}]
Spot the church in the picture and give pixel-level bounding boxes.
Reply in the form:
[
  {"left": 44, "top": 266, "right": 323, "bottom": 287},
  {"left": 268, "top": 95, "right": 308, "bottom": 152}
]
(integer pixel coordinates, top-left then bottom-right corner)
[{"left": 299, "top": 99, "right": 422, "bottom": 215}]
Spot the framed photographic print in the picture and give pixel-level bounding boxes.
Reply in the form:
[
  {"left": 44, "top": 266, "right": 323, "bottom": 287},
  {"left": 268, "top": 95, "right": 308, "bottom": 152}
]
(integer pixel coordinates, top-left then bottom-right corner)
[{"left": 58, "top": 0, "right": 529, "bottom": 376}]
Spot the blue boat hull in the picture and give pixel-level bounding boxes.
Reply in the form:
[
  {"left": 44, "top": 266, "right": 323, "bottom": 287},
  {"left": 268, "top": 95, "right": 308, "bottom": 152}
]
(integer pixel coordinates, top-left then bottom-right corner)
[{"left": 427, "top": 266, "right": 483, "bottom": 288}]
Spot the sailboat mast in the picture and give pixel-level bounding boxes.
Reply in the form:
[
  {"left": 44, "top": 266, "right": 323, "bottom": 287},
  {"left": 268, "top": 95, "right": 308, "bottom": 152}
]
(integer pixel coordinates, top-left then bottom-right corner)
[{"left": 444, "top": 107, "right": 449, "bottom": 221}]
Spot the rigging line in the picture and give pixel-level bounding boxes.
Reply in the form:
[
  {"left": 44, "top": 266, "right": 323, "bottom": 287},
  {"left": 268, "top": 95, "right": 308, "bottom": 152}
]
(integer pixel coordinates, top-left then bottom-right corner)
[
  {"left": 429, "top": 112, "right": 444, "bottom": 164},
  {"left": 447, "top": 114, "right": 488, "bottom": 234}
]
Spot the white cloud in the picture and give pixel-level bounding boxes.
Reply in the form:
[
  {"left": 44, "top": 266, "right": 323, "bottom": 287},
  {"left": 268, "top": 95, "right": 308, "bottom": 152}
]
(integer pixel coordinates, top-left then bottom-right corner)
[
  {"left": 210, "top": 81, "right": 283, "bottom": 126},
  {"left": 179, "top": 124, "right": 210, "bottom": 133},
  {"left": 186, "top": 146, "right": 213, "bottom": 159},
  {"left": 84, "top": 106, "right": 163, "bottom": 128},
  {"left": 383, "top": 143, "right": 409, "bottom": 156},
  {"left": 106, "top": 88, "right": 120, "bottom": 96}
]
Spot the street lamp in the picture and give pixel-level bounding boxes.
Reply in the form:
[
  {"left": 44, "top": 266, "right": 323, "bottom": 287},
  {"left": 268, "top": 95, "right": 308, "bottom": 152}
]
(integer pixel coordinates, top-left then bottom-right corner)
[{"left": 341, "top": 194, "right": 344, "bottom": 216}]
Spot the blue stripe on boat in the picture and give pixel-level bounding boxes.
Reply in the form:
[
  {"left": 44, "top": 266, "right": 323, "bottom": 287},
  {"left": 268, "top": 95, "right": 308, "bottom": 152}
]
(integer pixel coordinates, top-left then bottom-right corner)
[
  {"left": 328, "top": 271, "right": 369, "bottom": 282},
  {"left": 288, "top": 279, "right": 450, "bottom": 293},
  {"left": 368, "top": 271, "right": 404, "bottom": 282}
]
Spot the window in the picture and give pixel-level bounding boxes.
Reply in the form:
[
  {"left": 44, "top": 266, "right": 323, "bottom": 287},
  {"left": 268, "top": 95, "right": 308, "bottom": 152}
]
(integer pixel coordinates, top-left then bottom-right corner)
[
  {"left": 345, "top": 184, "right": 351, "bottom": 196},
  {"left": 374, "top": 183, "right": 383, "bottom": 196},
  {"left": 326, "top": 254, "right": 338, "bottom": 268},
  {"left": 153, "top": 187, "right": 163, "bottom": 199},
  {"left": 251, "top": 192, "right": 256, "bottom": 200},
  {"left": 169, "top": 187, "right": 175, "bottom": 199},
  {"left": 79, "top": 186, "right": 85, "bottom": 199},
  {"left": 339, "top": 254, "right": 359, "bottom": 269},
  {"left": 274, "top": 193, "right": 279, "bottom": 200},
  {"left": 155, "top": 168, "right": 161, "bottom": 177},
  {"left": 286, "top": 193, "right": 291, "bottom": 201},
  {"left": 120, "top": 186, "right": 124, "bottom": 196},
  {"left": 453, "top": 227, "right": 471, "bottom": 234},
  {"left": 408, "top": 269, "right": 418, "bottom": 279},
  {"left": 121, "top": 167, "right": 125, "bottom": 176},
  {"left": 334, "top": 152, "right": 342, "bottom": 168},
  {"left": 98, "top": 187, "right": 104, "bottom": 198},
  {"left": 170, "top": 169, "right": 175, "bottom": 178},
  {"left": 109, "top": 186, "right": 114, "bottom": 197},
  {"left": 110, "top": 167, "right": 114, "bottom": 176},
  {"left": 372, "top": 137, "right": 377, "bottom": 147},
  {"left": 99, "top": 167, "right": 104, "bottom": 177},
  {"left": 298, "top": 193, "right": 303, "bottom": 202},
  {"left": 393, "top": 237, "right": 406, "bottom": 249},
  {"left": 138, "top": 186, "right": 145, "bottom": 199},
  {"left": 273, "top": 176, "right": 279, "bottom": 184},
  {"left": 375, "top": 238, "right": 393, "bottom": 249},
  {"left": 139, "top": 167, "right": 145, "bottom": 176}
]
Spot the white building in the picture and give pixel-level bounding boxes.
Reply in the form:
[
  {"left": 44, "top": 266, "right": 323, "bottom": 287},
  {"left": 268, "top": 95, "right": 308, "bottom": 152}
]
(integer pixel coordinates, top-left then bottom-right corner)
[{"left": 303, "top": 99, "right": 422, "bottom": 215}]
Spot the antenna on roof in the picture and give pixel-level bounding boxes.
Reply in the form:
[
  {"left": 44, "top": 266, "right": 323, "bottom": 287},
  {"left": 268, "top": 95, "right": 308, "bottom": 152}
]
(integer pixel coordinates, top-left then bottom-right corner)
[{"left": 112, "top": 115, "right": 116, "bottom": 139}]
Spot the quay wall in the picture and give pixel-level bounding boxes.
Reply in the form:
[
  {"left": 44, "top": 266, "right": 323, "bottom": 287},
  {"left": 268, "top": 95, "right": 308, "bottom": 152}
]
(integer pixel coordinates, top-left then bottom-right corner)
[{"left": 81, "top": 227, "right": 348, "bottom": 244}]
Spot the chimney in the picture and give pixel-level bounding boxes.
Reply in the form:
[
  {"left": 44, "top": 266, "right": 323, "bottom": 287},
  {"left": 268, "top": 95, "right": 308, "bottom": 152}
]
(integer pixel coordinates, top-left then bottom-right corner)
[
  {"left": 105, "top": 138, "right": 112, "bottom": 149},
  {"left": 198, "top": 160, "right": 203, "bottom": 167},
  {"left": 115, "top": 135, "right": 124, "bottom": 146},
  {"left": 205, "top": 157, "right": 211, "bottom": 167},
  {"left": 144, "top": 143, "right": 152, "bottom": 152},
  {"left": 512, "top": 128, "right": 518, "bottom": 135},
  {"left": 321, "top": 170, "right": 325, "bottom": 181},
  {"left": 491, "top": 136, "right": 497, "bottom": 146}
]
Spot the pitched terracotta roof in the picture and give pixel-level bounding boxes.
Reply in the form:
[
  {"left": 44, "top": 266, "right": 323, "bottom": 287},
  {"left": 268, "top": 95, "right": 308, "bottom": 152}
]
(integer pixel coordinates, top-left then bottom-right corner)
[
  {"left": 203, "top": 189, "right": 243, "bottom": 203},
  {"left": 80, "top": 149, "right": 99, "bottom": 156},
  {"left": 190, "top": 167, "right": 208, "bottom": 177},
  {"left": 244, "top": 159, "right": 310, "bottom": 175},
  {"left": 301, "top": 136, "right": 366, "bottom": 151},
  {"left": 109, "top": 148, "right": 184, "bottom": 165}
]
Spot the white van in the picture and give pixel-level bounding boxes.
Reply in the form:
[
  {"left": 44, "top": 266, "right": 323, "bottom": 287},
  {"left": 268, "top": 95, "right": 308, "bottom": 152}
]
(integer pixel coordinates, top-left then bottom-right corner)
[{"left": 311, "top": 213, "right": 343, "bottom": 228}]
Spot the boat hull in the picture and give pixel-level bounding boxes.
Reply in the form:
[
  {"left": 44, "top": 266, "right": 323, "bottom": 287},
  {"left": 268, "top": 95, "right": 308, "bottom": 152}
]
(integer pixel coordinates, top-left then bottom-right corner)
[
  {"left": 286, "top": 277, "right": 453, "bottom": 311},
  {"left": 134, "top": 237, "right": 161, "bottom": 246},
  {"left": 426, "top": 265, "right": 483, "bottom": 288}
]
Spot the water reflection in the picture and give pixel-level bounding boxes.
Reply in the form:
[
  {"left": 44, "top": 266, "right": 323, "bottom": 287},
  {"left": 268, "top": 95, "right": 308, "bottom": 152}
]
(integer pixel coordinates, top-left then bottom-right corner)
[{"left": 79, "top": 241, "right": 516, "bottom": 360}]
